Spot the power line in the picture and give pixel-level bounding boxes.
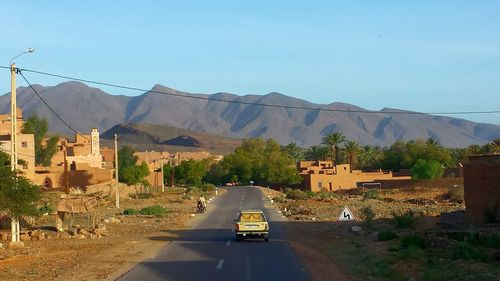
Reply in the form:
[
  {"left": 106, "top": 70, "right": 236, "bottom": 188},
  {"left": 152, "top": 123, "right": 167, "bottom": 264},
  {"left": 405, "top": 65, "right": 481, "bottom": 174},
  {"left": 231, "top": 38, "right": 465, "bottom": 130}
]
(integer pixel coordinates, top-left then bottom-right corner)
[
  {"left": 2, "top": 65, "right": 499, "bottom": 116},
  {"left": 17, "top": 69, "right": 93, "bottom": 141}
]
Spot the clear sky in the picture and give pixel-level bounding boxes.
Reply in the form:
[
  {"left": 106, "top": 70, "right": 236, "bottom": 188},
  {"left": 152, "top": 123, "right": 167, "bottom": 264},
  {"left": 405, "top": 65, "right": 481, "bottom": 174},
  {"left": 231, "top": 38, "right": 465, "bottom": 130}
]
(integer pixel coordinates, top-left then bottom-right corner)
[{"left": 1, "top": 1, "right": 499, "bottom": 124}]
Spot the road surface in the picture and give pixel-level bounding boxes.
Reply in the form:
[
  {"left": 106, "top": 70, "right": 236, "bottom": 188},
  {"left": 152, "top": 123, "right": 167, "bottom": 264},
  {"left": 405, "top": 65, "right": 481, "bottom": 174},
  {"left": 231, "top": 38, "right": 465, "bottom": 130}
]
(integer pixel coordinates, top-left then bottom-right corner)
[{"left": 118, "top": 186, "right": 312, "bottom": 281}]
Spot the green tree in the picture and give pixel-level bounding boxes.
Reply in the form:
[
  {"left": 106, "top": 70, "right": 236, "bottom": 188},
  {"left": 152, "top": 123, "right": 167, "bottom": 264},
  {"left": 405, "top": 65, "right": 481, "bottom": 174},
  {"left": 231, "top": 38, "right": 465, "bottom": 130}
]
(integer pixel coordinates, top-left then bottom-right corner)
[
  {"left": 358, "top": 145, "right": 383, "bottom": 170},
  {"left": 0, "top": 150, "right": 41, "bottom": 218},
  {"left": 215, "top": 138, "right": 300, "bottom": 187},
  {"left": 411, "top": 159, "right": 444, "bottom": 181},
  {"left": 344, "top": 140, "right": 361, "bottom": 170},
  {"left": 175, "top": 159, "right": 209, "bottom": 186},
  {"left": 282, "top": 143, "right": 304, "bottom": 163},
  {"left": 304, "top": 145, "right": 329, "bottom": 161},
  {"left": 21, "top": 114, "right": 59, "bottom": 166},
  {"left": 118, "top": 146, "right": 149, "bottom": 185},
  {"left": 321, "top": 132, "right": 346, "bottom": 164},
  {"left": 492, "top": 138, "right": 500, "bottom": 153}
]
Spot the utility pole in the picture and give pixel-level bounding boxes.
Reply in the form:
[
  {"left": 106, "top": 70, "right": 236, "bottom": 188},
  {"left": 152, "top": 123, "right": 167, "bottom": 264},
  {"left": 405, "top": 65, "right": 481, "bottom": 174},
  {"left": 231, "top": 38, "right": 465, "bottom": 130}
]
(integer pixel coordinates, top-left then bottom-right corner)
[
  {"left": 10, "top": 63, "right": 20, "bottom": 243},
  {"left": 160, "top": 156, "right": 164, "bottom": 192},
  {"left": 8, "top": 48, "right": 34, "bottom": 245},
  {"left": 114, "top": 134, "right": 119, "bottom": 208}
]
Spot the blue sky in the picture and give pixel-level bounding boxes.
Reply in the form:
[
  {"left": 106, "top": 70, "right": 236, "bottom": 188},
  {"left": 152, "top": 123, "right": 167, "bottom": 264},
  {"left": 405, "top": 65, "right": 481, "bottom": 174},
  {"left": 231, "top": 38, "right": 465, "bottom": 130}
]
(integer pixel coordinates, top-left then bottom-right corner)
[{"left": 1, "top": 1, "right": 499, "bottom": 124}]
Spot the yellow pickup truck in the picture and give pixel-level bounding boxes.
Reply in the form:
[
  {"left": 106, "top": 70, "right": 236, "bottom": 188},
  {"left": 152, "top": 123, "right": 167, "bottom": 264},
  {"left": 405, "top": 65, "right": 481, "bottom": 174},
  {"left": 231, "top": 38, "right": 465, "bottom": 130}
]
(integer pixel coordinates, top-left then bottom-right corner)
[{"left": 234, "top": 210, "right": 269, "bottom": 242}]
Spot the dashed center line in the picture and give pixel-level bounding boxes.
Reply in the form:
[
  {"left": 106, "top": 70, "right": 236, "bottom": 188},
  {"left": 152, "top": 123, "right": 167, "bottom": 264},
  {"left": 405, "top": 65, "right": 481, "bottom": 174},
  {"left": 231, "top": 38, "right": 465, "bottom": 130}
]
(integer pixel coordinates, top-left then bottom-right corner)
[
  {"left": 216, "top": 259, "right": 224, "bottom": 270},
  {"left": 226, "top": 240, "right": 231, "bottom": 246}
]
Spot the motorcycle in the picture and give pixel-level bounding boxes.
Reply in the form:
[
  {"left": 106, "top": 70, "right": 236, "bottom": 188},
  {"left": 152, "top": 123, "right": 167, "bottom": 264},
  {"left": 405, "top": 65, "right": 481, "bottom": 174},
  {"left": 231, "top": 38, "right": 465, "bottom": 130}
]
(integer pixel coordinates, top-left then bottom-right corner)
[{"left": 197, "top": 201, "right": 206, "bottom": 213}]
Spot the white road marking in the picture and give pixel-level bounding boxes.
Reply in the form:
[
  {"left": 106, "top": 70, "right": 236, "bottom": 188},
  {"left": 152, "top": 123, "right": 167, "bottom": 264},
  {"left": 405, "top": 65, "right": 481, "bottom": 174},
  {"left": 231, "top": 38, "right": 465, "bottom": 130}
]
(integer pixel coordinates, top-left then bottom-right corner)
[
  {"left": 245, "top": 257, "right": 252, "bottom": 281},
  {"left": 217, "top": 259, "right": 224, "bottom": 270},
  {"left": 231, "top": 227, "right": 235, "bottom": 232},
  {"left": 226, "top": 240, "right": 231, "bottom": 246}
]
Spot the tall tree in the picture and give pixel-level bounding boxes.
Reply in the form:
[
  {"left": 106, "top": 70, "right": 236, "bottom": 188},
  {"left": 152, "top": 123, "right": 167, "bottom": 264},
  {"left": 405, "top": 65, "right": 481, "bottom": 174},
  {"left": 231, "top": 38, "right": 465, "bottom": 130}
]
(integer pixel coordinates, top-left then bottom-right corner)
[
  {"left": 118, "top": 146, "right": 149, "bottom": 185},
  {"left": 321, "top": 132, "right": 346, "bottom": 164},
  {"left": 21, "top": 114, "right": 59, "bottom": 166},
  {"left": 282, "top": 143, "right": 304, "bottom": 163},
  {"left": 358, "top": 145, "right": 383, "bottom": 170},
  {"left": 344, "top": 140, "right": 361, "bottom": 170},
  {"left": 493, "top": 138, "right": 500, "bottom": 153},
  {"left": 305, "top": 145, "right": 329, "bottom": 161}
]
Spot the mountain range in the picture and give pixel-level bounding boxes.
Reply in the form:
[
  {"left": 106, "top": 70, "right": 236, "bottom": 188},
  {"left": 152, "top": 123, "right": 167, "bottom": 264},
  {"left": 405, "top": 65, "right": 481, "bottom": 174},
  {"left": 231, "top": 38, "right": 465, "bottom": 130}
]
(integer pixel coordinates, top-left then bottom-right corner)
[{"left": 0, "top": 81, "right": 498, "bottom": 147}]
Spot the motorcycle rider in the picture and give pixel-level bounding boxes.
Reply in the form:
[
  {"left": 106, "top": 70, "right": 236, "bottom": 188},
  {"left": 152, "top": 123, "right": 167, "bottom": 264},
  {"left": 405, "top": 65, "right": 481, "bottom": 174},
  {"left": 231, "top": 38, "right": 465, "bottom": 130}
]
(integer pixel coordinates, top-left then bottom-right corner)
[{"left": 197, "top": 195, "right": 206, "bottom": 212}]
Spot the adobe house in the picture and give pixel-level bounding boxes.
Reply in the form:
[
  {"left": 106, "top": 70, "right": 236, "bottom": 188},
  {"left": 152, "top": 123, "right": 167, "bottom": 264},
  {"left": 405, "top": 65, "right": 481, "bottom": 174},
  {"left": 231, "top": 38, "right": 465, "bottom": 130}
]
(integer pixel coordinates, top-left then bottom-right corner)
[
  {"left": 298, "top": 160, "right": 411, "bottom": 192},
  {"left": 35, "top": 128, "right": 113, "bottom": 189},
  {"left": 464, "top": 154, "right": 500, "bottom": 224},
  {"left": 0, "top": 108, "right": 36, "bottom": 181}
]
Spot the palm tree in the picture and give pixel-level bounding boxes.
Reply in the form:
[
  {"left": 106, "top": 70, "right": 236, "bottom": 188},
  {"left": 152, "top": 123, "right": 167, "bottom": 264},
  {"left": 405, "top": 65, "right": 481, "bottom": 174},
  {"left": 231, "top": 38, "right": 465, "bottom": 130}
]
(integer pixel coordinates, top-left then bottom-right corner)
[
  {"left": 305, "top": 145, "right": 329, "bottom": 161},
  {"left": 492, "top": 138, "right": 500, "bottom": 153},
  {"left": 426, "top": 137, "right": 441, "bottom": 147},
  {"left": 344, "top": 140, "right": 360, "bottom": 170},
  {"left": 321, "top": 132, "right": 346, "bottom": 164},
  {"left": 282, "top": 143, "right": 304, "bottom": 163}
]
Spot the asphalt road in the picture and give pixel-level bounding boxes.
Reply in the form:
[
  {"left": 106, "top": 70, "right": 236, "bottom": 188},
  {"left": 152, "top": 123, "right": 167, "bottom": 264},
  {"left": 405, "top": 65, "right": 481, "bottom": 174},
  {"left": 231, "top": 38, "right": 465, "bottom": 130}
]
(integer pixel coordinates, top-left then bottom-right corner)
[{"left": 118, "top": 186, "right": 312, "bottom": 281}]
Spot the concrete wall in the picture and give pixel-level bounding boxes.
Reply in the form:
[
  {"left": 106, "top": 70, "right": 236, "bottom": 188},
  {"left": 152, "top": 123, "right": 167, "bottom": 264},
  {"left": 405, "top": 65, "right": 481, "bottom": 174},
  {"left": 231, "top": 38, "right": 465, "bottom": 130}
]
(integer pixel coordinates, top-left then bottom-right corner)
[{"left": 464, "top": 154, "right": 500, "bottom": 224}]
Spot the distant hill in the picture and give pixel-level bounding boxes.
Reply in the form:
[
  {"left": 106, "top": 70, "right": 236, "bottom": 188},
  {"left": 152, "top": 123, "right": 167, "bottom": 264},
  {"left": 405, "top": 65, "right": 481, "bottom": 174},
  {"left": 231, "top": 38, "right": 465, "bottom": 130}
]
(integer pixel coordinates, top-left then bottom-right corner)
[
  {"left": 1, "top": 81, "right": 499, "bottom": 147},
  {"left": 100, "top": 123, "right": 241, "bottom": 154}
]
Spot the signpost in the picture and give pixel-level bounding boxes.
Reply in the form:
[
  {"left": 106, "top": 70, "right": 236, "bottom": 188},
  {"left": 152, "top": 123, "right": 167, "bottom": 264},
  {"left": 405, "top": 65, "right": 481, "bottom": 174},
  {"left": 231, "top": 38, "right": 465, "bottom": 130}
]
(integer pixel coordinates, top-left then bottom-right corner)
[
  {"left": 337, "top": 206, "right": 355, "bottom": 221},
  {"left": 249, "top": 181, "right": 254, "bottom": 186}
]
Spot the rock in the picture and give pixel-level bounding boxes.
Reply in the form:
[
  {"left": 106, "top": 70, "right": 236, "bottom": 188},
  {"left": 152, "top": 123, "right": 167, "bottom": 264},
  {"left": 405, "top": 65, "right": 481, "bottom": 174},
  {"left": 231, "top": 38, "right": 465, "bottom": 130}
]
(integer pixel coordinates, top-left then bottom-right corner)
[
  {"left": 0, "top": 242, "right": 3, "bottom": 248},
  {"left": 73, "top": 234, "right": 85, "bottom": 239},
  {"left": 90, "top": 234, "right": 98, "bottom": 239},
  {"left": 190, "top": 214, "right": 195, "bottom": 217},
  {"left": 20, "top": 233, "right": 31, "bottom": 241},
  {"left": 370, "top": 232, "right": 379, "bottom": 240},
  {"left": 68, "top": 229, "right": 78, "bottom": 236},
  {"left": 0, "top": 232, "right": 9, "bottom": 241},
  {"left": 78, "top": 228, "right": 90, "bottom": 235},
  {"left": 350, "top": 226, "right": 364, "bottom": 235},
  {"left": 92, "top": 228, "right": 108, "bottom": 236},
  {"left": 59, "top": 232, "right": 72, "bottom": 239},
  {"left": 108, "top": 217, "right": 121, "bottom": 224},
  {"left": 8, "top": 241, "right": 25, "bottom": 249}
]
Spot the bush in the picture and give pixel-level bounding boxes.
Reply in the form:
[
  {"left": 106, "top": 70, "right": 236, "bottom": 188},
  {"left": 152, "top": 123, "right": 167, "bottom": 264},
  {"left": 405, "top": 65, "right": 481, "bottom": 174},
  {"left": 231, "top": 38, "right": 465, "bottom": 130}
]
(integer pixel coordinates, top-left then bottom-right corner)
[
  {"left": 378, "top": 230, "right": 398, "bottom": 241},
  {"left": 411, "top": 159, "right": 444, "bottom": 181},
  {"left": 123, "top": 208, "right": 140, "bottom": 215},
  {"left": 201, "top": 184, "right": 216, "bottom": 192},
  {"left": 392, "top": 210, "right": 415, "bottom": 229},
  {"left": 123, "top": 205, "right": 169, "bottom": 217},
  {"left": 445, "top": 185, "right": 464, "bottom": 202},
  {"left": 401, "top": 233, "right": 426, "bottom": 250},
  {"left": 363, "top": 189, "right": 380, "bottom": 200},
  {"left": 272, "top": 196, "right": 284, "bottom": 203},
  {"left": 285, "top": 189, "right": 310, "bottom": 200},
  {"left": 187, "top": 186, "right": 200, "bottom": 193},
  {"left": 360, "top": 206, "right": 376, "bottom": 228},
  {"left": 181, "top": 194, "right": 191, "bottom": 201},
  {"left": 38, "top": 204, "right": 54, "bottom": 215},
  {"left": 452, "top": 241, "right": 487, "bottom": 261},
  {"left": 139, "top": 205, "right": 169, "bottom": 217}
]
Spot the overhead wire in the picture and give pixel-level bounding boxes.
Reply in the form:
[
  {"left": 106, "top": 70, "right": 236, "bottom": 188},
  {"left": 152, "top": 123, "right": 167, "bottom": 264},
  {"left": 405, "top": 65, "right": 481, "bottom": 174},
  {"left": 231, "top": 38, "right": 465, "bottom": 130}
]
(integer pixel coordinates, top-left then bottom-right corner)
[{"left": 1, "top": 65, "right": 499, "bottom": 116}]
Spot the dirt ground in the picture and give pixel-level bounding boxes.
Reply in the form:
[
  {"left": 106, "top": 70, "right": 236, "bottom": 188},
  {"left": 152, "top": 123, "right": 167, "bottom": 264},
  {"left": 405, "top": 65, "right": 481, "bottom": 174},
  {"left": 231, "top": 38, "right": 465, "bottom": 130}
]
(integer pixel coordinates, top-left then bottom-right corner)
[{"left": 0, "top": 188, "right": 219, "bottom": 281}]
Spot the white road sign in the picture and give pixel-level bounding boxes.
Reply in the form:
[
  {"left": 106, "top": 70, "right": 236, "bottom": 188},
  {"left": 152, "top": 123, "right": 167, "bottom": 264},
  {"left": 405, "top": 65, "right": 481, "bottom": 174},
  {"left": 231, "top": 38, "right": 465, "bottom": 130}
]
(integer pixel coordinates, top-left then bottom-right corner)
[{"left": 337, "top": 206, "right": 355, "bottom": 221}]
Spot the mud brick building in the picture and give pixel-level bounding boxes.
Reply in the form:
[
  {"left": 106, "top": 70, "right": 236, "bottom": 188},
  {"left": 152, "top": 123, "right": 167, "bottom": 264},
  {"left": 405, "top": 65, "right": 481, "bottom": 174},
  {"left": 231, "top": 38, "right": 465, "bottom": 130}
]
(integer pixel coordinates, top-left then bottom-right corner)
[{"left": 464, "top": 154, "right": 500, "bottom": 223}]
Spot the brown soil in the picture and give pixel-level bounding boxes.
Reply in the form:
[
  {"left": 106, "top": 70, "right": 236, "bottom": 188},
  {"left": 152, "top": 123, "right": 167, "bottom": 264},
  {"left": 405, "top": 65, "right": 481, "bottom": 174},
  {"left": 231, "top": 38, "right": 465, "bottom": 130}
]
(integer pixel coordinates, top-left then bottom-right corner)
[{"left": 0, "top": 188, "right": 218, "bottom": 281}]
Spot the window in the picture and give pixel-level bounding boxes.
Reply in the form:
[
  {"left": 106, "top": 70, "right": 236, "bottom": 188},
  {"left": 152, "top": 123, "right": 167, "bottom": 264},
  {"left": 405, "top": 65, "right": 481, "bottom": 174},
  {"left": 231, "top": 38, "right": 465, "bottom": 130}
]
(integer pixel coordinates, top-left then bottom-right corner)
[
  {"left": 318, "top": 182, "right": 323, "bottom": 189},
  {"left": 22, "top": 163, "right": 28, "bottom": 169},
  {"left": 22, "top": 141, "right": 28, "bottom": 148}
]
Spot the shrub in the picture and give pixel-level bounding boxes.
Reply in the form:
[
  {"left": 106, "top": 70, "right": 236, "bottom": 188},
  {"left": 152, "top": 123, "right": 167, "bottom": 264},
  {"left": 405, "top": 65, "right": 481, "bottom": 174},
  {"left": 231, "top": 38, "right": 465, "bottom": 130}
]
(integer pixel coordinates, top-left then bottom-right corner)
[
  {"left": 38, "top": 204, "right": 54, "bottom": 215},
  {"left": 445, "top": 185, "right": 464, "bottom": 202},
  {"left": 181, "top": 194, "right": 191, "bottom": 201},
  {"left": 378, "top": 230, "right": 398, "bottom": 241},
  {"left": 452, "top": 241, "right": 487, "bottom": 261},
  {"left": 123, "top": 208, "right": 140, "bottom": 215},
  {"left": 392, "top": 210, "right": 415, "bottom": 229},
  {"left": 285, "top": 189, "right": 309, "bottom": 200},
  {"left": 201, "top": 184, "right": 216, "bottom": 192},
  {"left": 139, "top": 205, "right": 169, "bottom": 217},
  {"left": 411, "top": 159, "right": 444, "bottom": 181},
  {"left": 187, "top": 186, "right": 200, "bottom": 193},
  {"left": 401, "top": 233, "right": 426, "bottom": 249},
  {"left": 272, "top": 196, "right": 284, "bottom": 203},
  {"left": 360, "top": 206, "right": 376, "bottom": 228},
  {"left": 363, "top": 189, "right": 380, "bottom": 200}
]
